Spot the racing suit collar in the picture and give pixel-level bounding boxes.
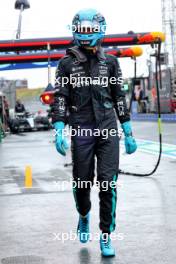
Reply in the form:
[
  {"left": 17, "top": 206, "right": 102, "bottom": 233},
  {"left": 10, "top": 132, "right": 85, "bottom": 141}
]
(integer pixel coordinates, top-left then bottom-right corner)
[
  {"left": 96, "top": 46, "right": 106, "bottom": 61},
  {"left": 66, "top": 46, "right": 106, "bottom": 62}
]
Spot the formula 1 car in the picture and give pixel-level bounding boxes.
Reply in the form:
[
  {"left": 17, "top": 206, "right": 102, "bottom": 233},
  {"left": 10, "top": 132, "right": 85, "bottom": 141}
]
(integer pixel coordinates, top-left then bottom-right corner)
[{"left": 9, "top": 110, "right": 51, "bottom": 133}]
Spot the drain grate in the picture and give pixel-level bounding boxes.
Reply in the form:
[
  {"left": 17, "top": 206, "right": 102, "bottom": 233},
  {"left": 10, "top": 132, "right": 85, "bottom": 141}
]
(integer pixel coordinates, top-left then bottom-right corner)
[{"left": 1, "top": 256, "right": 45, "bottom": 264}]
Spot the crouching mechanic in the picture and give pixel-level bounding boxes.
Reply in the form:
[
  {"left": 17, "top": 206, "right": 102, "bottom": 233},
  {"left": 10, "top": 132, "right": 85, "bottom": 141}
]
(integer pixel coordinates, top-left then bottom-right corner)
[{"left": 50, "top": 9, "right": 137, "bottom": 257}]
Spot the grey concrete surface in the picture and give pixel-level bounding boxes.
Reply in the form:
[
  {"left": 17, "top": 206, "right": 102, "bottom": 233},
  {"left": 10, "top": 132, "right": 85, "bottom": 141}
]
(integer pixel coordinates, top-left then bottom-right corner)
[
  {"left": 132, "top": 121, "right": 176, "bottom": 145},
  {"left": 0, "top": 122, "right": 176, "bottom": 264}
]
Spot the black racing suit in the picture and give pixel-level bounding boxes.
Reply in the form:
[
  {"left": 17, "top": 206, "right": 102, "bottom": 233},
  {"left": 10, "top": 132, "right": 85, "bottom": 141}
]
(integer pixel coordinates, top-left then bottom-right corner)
[{"left": 51, "top": 46, "right": 130, "bottom": 234}]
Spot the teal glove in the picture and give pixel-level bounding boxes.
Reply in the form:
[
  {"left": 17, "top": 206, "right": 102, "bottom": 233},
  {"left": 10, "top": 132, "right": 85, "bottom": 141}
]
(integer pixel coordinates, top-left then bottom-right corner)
[
  {"left": 53, "top": 121, "right": 69, "bottom": 156},
  {"left": 121, "top": 121, "right": 137, "bottom": 154}
]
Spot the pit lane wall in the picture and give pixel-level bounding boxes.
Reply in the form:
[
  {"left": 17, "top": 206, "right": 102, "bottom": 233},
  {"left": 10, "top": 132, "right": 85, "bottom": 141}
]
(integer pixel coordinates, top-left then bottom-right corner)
[{"left": 131, "top": 113, "right": 176, "bottom": 122}]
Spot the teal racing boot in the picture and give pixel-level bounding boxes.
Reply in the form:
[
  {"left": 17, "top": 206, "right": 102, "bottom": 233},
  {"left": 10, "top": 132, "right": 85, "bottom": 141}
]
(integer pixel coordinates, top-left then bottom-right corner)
[
  {"left": 100, "top": 234, "right": 115, "bottom": 257},
  {"left": 77, "top": 213, "right": 90, "bottom": 243}
]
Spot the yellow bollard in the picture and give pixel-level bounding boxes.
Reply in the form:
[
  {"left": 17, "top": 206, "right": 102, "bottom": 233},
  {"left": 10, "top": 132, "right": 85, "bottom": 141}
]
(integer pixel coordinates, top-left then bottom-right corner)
[{"left": 25, "top": 166, "right": 33, "bottom": 188}]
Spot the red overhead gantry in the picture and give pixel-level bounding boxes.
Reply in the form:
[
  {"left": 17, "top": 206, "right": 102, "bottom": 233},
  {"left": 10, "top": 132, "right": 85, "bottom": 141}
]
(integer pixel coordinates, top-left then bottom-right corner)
[
  {"left": 0, "top": 32, "right": 165, "bottom": 52},
  {"left": 0, "top": 47, "right": 143, "bottom": 64}
]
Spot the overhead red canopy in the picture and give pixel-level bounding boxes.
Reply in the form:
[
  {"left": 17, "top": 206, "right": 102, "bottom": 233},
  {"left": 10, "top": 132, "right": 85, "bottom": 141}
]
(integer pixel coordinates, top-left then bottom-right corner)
[
  {"left": 0, "top": 47, "right": 143, "bottom": 64},
  {"left": 0, "top": 32, "right": 165, "bottom": 52}
]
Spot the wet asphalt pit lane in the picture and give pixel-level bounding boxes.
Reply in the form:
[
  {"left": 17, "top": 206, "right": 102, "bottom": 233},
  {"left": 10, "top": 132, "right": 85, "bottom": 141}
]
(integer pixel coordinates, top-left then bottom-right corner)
[
  {"left": 14, "top": 133, "right": 27, "bottom": 137},
  {"left": 1, "top": 256, "right": 45, "bottom": 264},
  {"left": 2, "top": 166, "right": 18, "bottom": 170},
  {"left": 170, "top": 160, "right": 176, "bottom": 163}
]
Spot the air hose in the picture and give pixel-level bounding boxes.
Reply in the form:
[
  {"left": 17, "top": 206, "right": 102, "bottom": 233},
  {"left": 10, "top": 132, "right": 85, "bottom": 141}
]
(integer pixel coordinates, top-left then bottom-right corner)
[{"left": 119, "top": 41, "right": 162, "bottom": 176}]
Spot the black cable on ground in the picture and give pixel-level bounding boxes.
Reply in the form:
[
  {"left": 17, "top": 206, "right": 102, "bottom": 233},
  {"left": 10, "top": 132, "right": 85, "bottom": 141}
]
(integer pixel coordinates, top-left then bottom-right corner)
[{"left": 119, "top": 41, "right": 162, "bottom": 177}]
